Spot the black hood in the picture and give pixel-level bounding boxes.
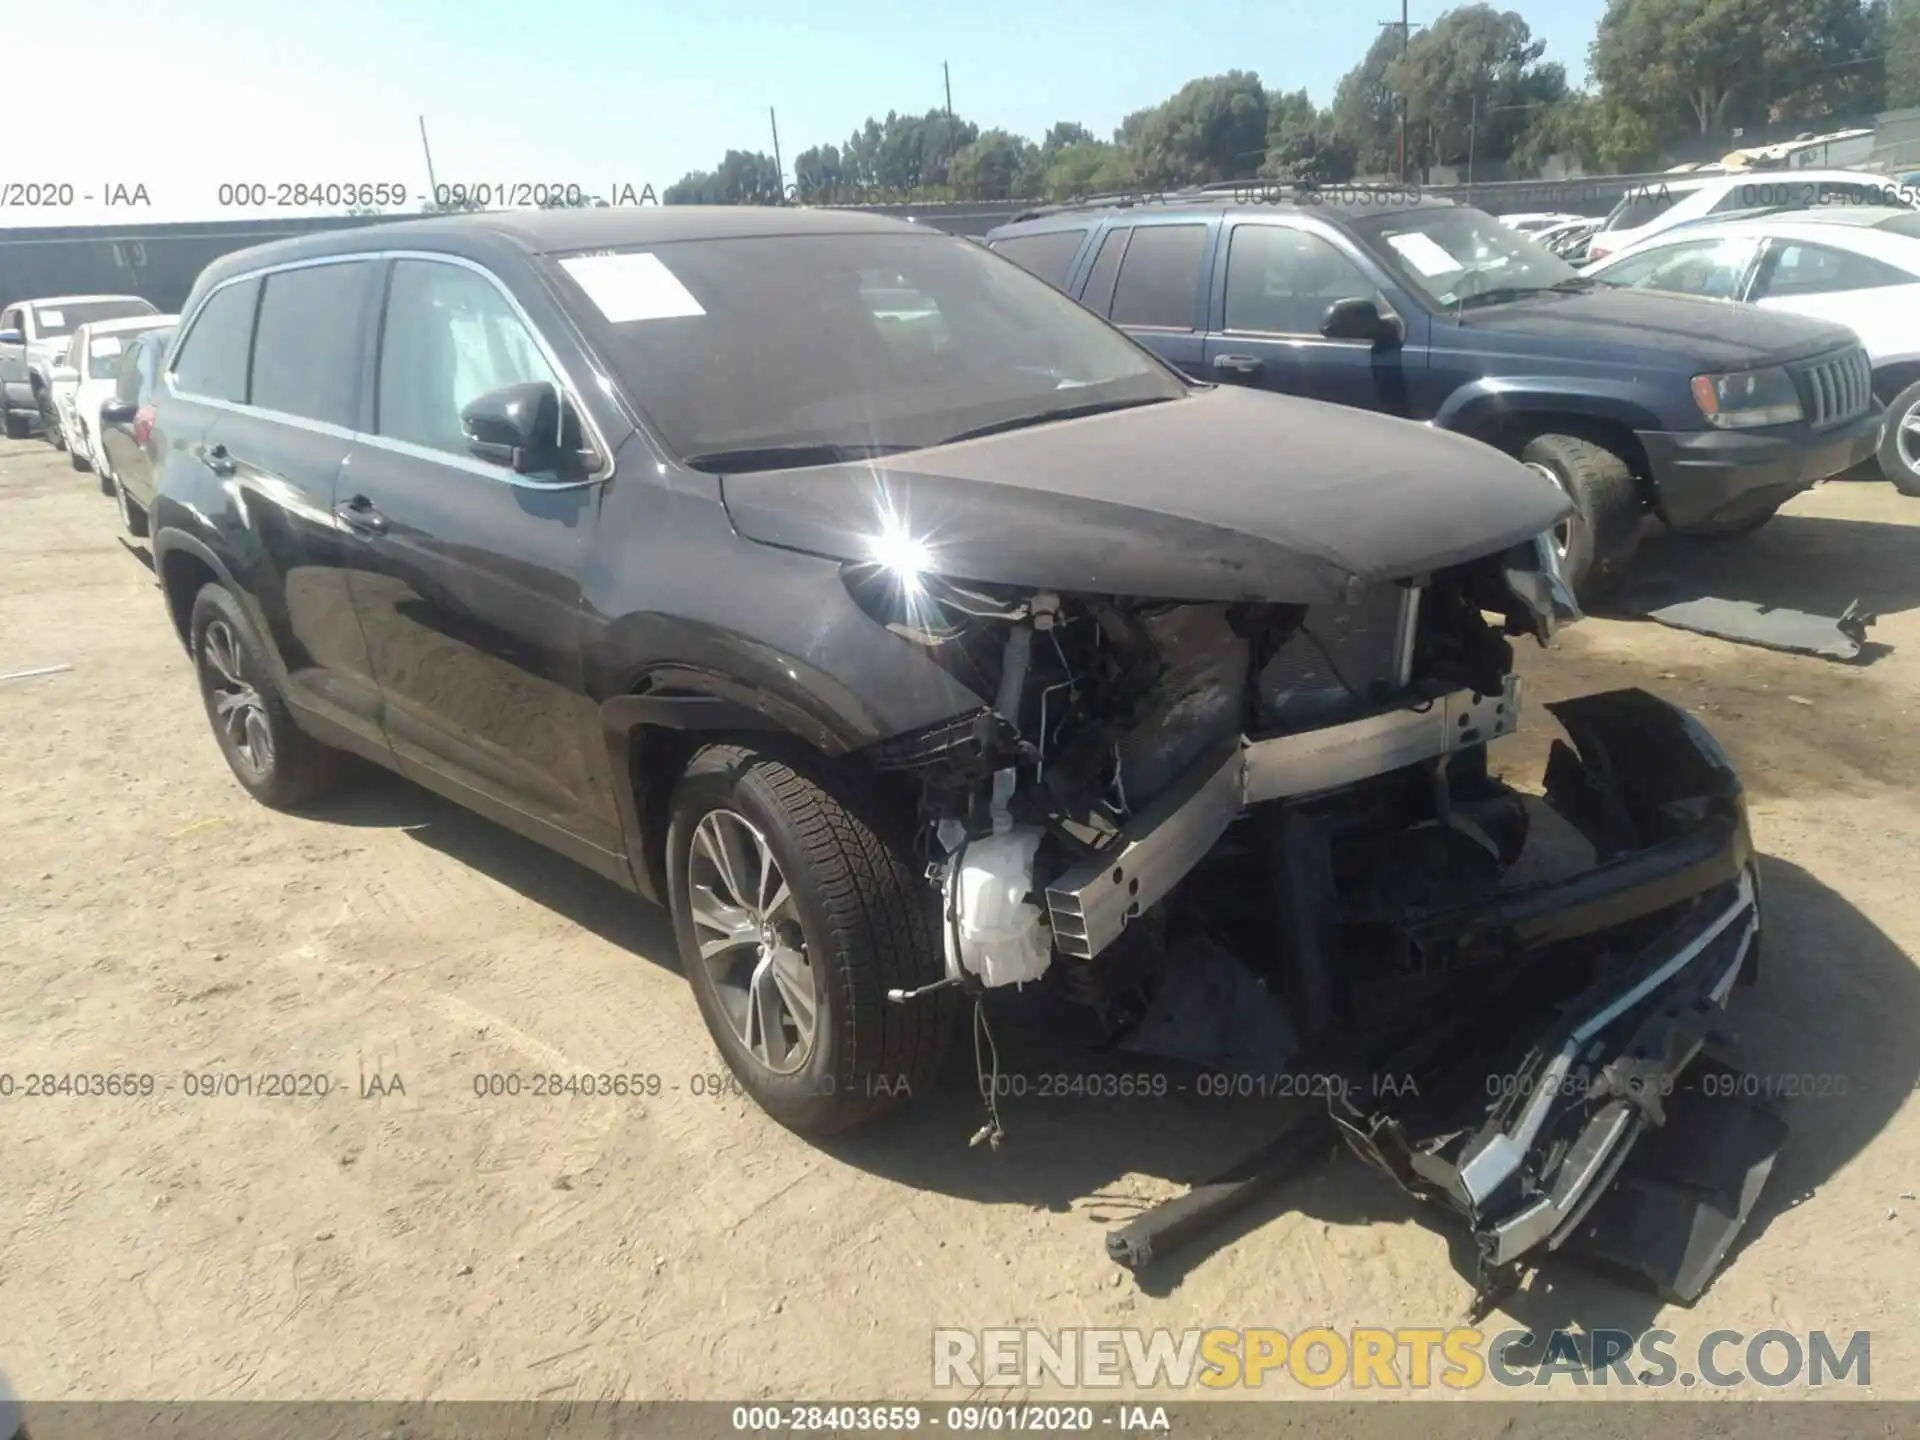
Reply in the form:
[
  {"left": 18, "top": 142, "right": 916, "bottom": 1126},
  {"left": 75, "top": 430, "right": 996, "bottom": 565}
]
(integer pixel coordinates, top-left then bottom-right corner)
[
  {"left": 1460, "top": 287, "right": 1859, "bottom": 369},
  {"left": 719, "top": 386, "right": 1570, "bottom": 605}
]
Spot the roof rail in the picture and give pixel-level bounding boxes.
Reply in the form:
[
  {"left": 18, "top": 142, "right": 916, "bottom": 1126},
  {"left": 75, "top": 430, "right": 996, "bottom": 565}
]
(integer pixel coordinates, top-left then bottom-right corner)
[{"left": 1003, "top": 176, "right": 1432, "bottom": 224}]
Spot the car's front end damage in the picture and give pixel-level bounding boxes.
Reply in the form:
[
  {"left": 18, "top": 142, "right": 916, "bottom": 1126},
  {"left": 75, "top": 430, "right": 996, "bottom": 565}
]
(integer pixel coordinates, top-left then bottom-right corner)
[{"left": 719, "top": 390, "right": 1785, "bottom": 1308}]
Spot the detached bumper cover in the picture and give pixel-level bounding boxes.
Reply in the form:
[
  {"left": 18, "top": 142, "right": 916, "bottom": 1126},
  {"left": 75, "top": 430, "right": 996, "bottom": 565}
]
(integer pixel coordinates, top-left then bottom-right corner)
[
  {"left": 1637, "top": 407, "right": 1882, "bottom": 531},
  {"left": 1329, "top": 689, "right": 1778, "bottom": 1299}
]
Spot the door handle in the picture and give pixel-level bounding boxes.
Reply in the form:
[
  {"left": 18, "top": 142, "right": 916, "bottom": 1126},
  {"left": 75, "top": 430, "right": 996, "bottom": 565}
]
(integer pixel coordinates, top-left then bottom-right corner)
[
  {"left": 202, "top": 443, "right": 235, "bottom": 476},
  {"left": 334, "top": 494, "right": 388, "bottom": 535},
  {"left": 1211, "top": 354, "right": 1264, "bottom": 376}
]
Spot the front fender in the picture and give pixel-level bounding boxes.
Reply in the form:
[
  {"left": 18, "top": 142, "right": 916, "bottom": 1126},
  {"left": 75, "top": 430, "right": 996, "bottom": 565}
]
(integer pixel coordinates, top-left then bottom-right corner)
[{"left": 1434, "top": 377, "right": 1670, "bottom": 438}]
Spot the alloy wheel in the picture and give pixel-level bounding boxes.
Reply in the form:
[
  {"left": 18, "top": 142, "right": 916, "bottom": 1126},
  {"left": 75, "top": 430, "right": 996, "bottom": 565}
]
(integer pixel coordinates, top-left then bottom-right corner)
[
  {"left": 686, "top": 808, "right": 817, "bottom": 1075},
  {"left": 200, "top": 619, "right": 274, "bottom": 780},
  {"left": 1526, "top": 461, "right": 1577, "bottom": 559},
  {"left": 1897, "top": 398, "right": 1920, "bottom": 480}
]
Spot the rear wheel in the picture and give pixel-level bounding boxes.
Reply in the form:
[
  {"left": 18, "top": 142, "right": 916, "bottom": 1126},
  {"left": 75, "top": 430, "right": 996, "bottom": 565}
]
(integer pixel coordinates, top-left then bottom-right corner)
[
  {"left": 37, "top": 389, "right": 64, "bottom": 450},
  {"left": 1518, "top": 432, "right": 1643, "bottom": 604},
  {"left": 667, "top": 742, "right": 958, "bottom": 1137},
  {"left": 189, "top": 584, "right": 359, "bottom": 809},
  {"left": 115, "top": 479, "right": 149, "bottom": 538},
  {"left": 4, "top": 407, "right": 30, "bottom": 439},
  {"left": 1878, "top": 379, "right": 1920, "bottom": 497}
]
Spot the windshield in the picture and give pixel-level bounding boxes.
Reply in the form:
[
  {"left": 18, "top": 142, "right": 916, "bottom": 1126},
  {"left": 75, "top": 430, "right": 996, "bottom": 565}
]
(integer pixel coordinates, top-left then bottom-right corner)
[
  {"left": 556, "top": 232, "right": 1186, "bottom": 466},
  {"left": 31, "top": 298, "right": 156, "bottom": 340},
  {"left": 1600, "top": 186, "right": 1699, "bottom": 233},
  {"left": 1347, "top": 207, "right": 1583, "bottom": 311}
]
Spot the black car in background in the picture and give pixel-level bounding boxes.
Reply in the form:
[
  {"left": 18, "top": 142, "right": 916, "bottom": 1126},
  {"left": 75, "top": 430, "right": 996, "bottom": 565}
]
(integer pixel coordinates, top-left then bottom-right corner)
[
  {"left": 985, "top": 191, "right": 1882, "bottom": 600},
  {"left": 140, "top": 207, "right": 1777, "bottom": 1309},
  {"left": 98, "top": 326, "right": 175, "bottom": 534}
]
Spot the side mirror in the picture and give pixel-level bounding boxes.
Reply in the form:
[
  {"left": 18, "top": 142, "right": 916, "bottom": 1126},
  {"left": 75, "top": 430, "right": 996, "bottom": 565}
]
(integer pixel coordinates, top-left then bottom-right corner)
[
  {"left": 461, "top": 381, "right": 589, "bottom": 479},
  {"left": 0, "top": 330, "right": 23, "bottom": 345},
  {"left": 51, "top": 365, "right": 79, "bottom": 383},
  {"left": 101, "top": 399, "right": 137, "bottom": 424},
  {"left": 1321, "top": 297, "right": 1402, "bottom": 346}
]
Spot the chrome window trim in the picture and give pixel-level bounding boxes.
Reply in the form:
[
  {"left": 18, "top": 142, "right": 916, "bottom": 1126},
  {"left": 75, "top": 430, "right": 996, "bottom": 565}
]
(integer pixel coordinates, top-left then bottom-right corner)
[{"left": 166, "top": 248, "right": 616, "bottom": 492}]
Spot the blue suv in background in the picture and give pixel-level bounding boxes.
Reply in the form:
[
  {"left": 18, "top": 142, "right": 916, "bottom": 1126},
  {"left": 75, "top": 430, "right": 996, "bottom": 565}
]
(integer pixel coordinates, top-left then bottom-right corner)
[{"left": 985, "top": 188, "right": 1884, "bottom": 601}]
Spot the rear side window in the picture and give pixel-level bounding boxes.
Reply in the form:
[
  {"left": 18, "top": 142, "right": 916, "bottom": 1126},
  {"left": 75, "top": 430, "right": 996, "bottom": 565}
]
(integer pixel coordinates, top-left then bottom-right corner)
[
  {"left": 171, "top": 277, "right": 260, "bottom": 403},
  {"left": 250, "top": 261, "right": 375, "bottom": 427},
  {"left": 1757, "top": 241, "right": 1913, "bottom": 297},
  {"left": 989, "top": 230, "right": 1088, "bottom": 291},
  {"left": 115, "top": 345, "right": 143, "bottom": 404},
  {"left": 1109, "top": 224, "right": 1207, "bottom": 329}
]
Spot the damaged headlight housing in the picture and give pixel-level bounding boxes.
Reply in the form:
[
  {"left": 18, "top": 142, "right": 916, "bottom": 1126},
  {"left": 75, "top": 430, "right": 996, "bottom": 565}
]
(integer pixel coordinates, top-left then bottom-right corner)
[{"left": 1690, "top": 367, "right": 1803, "bottom": 429}]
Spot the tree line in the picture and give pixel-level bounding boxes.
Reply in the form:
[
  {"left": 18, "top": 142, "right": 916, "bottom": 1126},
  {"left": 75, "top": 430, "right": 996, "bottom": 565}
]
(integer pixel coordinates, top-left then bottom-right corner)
[{"left": 658, "top": 0, "right": 1920, "bottom": 204}]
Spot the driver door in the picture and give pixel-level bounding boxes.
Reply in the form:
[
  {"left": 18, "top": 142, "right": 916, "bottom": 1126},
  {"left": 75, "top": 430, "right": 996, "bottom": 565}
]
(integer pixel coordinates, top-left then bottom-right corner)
[
  {"left": 1203, "top": 218, "right": 1423, "bottom": 415},
  {"left": 338, "top": 255, "right": 622, "bottom": 857}
]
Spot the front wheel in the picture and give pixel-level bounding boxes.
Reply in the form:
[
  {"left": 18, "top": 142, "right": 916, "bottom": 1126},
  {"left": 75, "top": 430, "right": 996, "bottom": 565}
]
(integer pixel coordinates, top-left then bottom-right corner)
[
  {"left": 667, "top": 742, "right": 958, "bottom": 1137},
  {"left": 1878, "top": 379, "right": 1920, "bottom": 497},
  {"left": 1519, "top": 433, "right": 1643, "bottom": 604}
]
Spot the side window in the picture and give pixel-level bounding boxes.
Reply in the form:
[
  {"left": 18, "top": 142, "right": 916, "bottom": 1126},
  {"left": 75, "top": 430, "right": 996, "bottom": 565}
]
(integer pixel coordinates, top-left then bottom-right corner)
[
  {"left": 1108, "top": 224, "right": 1208, "bottom": 330},
  {"left": 171, "top": 277, "right": 260, "bottom": 403},
  {"left": 1756, "top": 241, "right": 1912, "bottom": 298},
  {"left": 1079, "top": 227, "right": 1130, "bottom": 317},
  {"left": 115, "top": 345, "right": 143, "bottom": 403},
  {"left": 137, "top": 336, "right": 167, "bottom": 402},
  {"left": 376, "top": 259, "right": 560, "bottom": 460},
  {"left": 988, "top": 230, "right": 1088, "bottom": 291},
  {"left": 250, "top": 261, "right": 374, "bottom": 427},
  {"left": 1225, "top": 225, "right": 1379, "bottom": 335},
  {"left": 1596, "top": 238, "right": 1753, "bottom": 299}
]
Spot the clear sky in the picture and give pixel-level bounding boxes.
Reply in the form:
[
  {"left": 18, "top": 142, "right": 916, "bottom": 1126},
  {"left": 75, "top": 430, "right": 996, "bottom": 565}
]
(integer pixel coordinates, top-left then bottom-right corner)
[{"left": 24, "top": 0, "right": 1607, "bottom": 225}]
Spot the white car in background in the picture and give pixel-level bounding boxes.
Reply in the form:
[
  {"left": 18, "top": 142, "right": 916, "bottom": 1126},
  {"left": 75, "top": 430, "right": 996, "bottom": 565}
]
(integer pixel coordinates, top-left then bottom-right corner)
[
  {"left": 1498, "top": 211, "right": 1583, "bottom": 234},
  {"left": 52, "top": 314, "right": 178, "bottom": 478},
  {"left": 1584, "top": 207, "right": 1920, "bottom": 493},
  {"left": 1584, "top": 169, "right": 1920, "bottom": 263}
]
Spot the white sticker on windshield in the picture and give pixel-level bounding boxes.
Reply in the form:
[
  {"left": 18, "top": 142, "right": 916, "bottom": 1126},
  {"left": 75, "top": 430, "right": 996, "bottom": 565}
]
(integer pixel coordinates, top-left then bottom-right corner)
[
  {"left": 91, "top": 336, "right": 123, "bottom": 358},
  {"left": 36, "top": 309, "right": 65, "bottom": 329},
  {"left": 1386, "top": 232, "right": 1461, "bottom": 277},
  {"left": 560, "top": 252, "right": 706, "bottom": 323}
]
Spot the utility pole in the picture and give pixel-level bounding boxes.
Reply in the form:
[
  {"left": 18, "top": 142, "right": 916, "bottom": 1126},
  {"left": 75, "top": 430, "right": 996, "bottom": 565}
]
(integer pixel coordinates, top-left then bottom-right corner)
[
  {"left": 1380, "top": 0, "right": 1410, "bottom": 183},
  {"left": 769, "top": 107, "right": 785, "bottom": 203},
  {"left": 944, "top": 62, "right": 956, "bottom": 190},
  {"left": 418, "top": 115, "right": 440, "bottom": 208}
]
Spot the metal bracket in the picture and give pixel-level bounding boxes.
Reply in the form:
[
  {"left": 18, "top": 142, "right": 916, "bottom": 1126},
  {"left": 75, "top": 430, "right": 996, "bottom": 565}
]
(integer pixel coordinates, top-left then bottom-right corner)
[{"left": 1045, "top": 677, "right": 1523, "bottom": 962}]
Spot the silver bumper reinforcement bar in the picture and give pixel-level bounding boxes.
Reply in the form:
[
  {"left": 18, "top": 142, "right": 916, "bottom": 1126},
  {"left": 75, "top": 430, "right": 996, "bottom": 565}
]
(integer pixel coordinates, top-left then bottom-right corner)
[{"left": 1045, "top": 677, "right": 1523, "bottom": 961}]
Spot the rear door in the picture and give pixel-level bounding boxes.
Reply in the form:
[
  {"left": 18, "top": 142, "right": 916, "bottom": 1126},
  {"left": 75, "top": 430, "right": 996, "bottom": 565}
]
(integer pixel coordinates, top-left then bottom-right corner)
[
  {"left": 337, "top": 254, "right": 620, "bottom": 857},
  {"left": 167, "top": 261, "right": 388, "bottom": 752},
  {"left": 1080, "top": 219, "right": 1214, "bottom": 377},
  {"left": 0, "top": 306, "right": 27, "bottom": 409},
  {"left": 1746, "top": 237, "right": 1920, "bottom": 358},
  {"left": 1203, "top": 216, "right": 1425, "bottom": 415}
]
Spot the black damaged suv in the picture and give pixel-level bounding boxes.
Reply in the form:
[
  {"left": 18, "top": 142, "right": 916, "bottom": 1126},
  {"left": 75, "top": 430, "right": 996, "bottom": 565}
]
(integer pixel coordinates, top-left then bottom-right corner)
[
  {"left": 147, "top": 207, "right": 1779, "bottom": 1307},
  {"left": 986, "top": 188, "right": 1883, "bottom": 601}
]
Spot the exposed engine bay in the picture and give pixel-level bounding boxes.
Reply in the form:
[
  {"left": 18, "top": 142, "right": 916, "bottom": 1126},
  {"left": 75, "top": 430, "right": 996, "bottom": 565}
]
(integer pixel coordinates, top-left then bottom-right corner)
[{"left": 846, "top": 537, "right": 1781, "bottom": 1312}]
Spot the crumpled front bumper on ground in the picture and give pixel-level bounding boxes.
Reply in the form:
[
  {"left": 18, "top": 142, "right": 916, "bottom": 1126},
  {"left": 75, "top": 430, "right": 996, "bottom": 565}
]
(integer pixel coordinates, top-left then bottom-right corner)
[{"left": 1327, "top": 689, "right": 1780, "bottom": 1305}]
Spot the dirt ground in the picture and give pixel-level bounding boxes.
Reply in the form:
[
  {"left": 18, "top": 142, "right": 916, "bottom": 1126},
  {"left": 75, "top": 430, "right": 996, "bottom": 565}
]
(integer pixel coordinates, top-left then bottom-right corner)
[{"left": 3, "top": 435, "right": 1919, "bottom": 1404}]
